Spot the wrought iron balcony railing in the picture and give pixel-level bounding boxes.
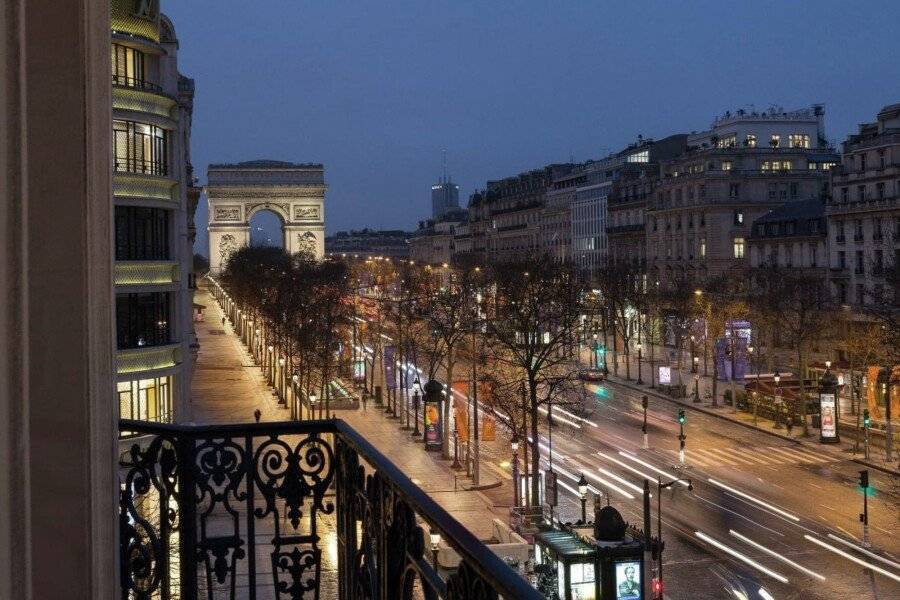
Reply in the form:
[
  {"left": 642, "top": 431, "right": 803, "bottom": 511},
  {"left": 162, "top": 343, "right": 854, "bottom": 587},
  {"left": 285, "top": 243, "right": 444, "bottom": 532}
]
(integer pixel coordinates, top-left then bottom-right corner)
[{"left": 119, "top": 418, "right": 540, "bottom": 600}]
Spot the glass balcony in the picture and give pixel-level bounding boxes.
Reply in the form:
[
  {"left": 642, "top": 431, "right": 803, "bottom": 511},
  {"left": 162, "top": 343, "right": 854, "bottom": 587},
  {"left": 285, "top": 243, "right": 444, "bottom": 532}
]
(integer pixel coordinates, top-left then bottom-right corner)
[{"left": 119, "top": 418, "right": 540, "bottom": 600}]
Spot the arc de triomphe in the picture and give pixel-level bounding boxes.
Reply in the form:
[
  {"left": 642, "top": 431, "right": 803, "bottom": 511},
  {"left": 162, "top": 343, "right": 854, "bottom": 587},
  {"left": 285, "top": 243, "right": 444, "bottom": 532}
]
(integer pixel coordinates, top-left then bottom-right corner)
[{"left": 207, "top": 160, "right": 326, "bottom": 273}]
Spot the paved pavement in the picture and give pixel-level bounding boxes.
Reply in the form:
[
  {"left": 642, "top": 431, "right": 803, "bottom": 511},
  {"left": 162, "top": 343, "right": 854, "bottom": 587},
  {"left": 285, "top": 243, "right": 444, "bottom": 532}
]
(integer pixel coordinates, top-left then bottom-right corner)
[
  {"left": 190, "top": 286, "right": 287, "bottom": 424},
  {"left": 193, "top": 284, "right": 508, "bottom": 542}
]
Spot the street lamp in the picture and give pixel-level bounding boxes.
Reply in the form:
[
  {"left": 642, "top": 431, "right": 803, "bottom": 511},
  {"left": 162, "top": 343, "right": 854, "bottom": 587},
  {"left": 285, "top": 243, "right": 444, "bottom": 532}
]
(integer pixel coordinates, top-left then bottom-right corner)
[
  {"left": 577, "top": 473, "right": 589, "bottom": 524},
  {"left": 636, "top": 342, "right": 644, "bottom": 385},
  {"left": 292, "top": 374, "right": 300, "bottom": 420},
  {"left": 655, "top": 477, "right": 693, "bottom": 598},
  {"left": 690, "top": 334, "right": 697, "bottom": 373},
  {"left": 592, "top": 333, "right": 599, "bottom": 369},
  {"left": 693, "top": 373, "right": 700, "bottom": 403},
  {"left": 511, "top": 434, "right": 521, "bottom": 507},
  {"left": 309, "top": 393, "right": 318, "bottom": 420},
  {"left": 429, "top": 531, "right": 441, "bottom": 568},
  {"left": 412, "top": 378, "right": 422, "bottom": 437}
]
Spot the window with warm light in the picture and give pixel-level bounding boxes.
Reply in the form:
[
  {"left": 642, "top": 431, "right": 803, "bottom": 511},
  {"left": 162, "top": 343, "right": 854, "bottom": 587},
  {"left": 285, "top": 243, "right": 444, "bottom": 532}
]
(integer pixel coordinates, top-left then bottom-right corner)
[
  {"left": 114, "top": 120, "right": 169, "bottom": 176},
  {"left": 111, "top": 43, "right": 145, "bottom": 88},
  {"left": 746, "top": 134, "right": 757, "bottom": 147},
  {"left": 770, "top": 134, "right": 781, "bottom": 148},
  {"left": 717, "top": 134, "right": 737, "bottom": 148},
  {"left": 721, "top": 160, "right": 733, "bottom": 171},
  {"left": 789, "top": 134, "right": 810, "bottom": 148},
  {"left": 733, "top": 237, "right": 745, "bottom": 259},
  {"left": 627, "top": 150, "right": 649, "bottom": 163},
  {"left": 699, "top": 237, "right": 706, "bottom": 258},
  {"left": 118, "top": 376, "right": 172, "bottom": 423}
]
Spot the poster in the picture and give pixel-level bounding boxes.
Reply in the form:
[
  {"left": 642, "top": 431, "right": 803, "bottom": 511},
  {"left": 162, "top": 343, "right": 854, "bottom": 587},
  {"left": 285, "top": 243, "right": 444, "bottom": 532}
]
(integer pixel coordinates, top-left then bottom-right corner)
[
  {"left": 658, "top": 366, "right": 671, "bottom": 385},
  {"left": 481, "top": 414, "right": 496, "bottom": 441},
  {"left": 383, "top": 346, "right": 396, "bottom": 389},
  {"left": 615, "top": 561, "right": 642, "bottom": 600},
  {"left": 454, "top": 399, "right": 469, "bottom": 442},
  {"left": 424, "top": 402, "right": 443, "bottom": 449},
  {"left": 820, "top": 393, "right": 837, "bottom": 439},
  {"left": 353, "top": 359, "right": 366, "bottom": 382}
]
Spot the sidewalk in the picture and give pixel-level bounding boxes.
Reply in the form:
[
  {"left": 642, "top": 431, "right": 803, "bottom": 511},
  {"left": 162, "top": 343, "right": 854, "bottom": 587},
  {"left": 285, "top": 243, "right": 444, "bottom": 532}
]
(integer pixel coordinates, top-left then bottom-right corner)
[
  {"left": 196, "top": 284, "right": 509, "bottom": 541},
  {"left": 595, "top": 346, "right": 900, "bottom": 476}
]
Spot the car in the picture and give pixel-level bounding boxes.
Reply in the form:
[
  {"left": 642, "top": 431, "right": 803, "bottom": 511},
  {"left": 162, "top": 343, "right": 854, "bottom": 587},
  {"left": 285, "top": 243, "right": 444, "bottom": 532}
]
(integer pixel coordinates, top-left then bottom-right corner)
[{"left": 578, "top": 368, "right": 606, "bottom": 382}]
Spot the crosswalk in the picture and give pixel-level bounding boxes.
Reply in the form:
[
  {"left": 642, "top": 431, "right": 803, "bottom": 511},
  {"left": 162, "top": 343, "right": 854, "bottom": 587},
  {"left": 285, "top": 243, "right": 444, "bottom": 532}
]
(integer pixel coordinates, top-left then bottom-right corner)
[{"left": 668, "top": 444, "right": 839, "bottom": 469}]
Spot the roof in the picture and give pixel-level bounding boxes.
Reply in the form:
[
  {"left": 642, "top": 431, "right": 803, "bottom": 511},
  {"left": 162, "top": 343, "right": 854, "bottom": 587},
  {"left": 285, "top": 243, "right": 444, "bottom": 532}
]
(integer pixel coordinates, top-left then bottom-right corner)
[
  {"left": 753, "top": 197, "right": 824, "bottom": 225},
  {"left": 208, "top": 160, "right": 323, "bottom": 169},
  {"left": 535, "top": 530, "right": 595, "bottom": 559}
]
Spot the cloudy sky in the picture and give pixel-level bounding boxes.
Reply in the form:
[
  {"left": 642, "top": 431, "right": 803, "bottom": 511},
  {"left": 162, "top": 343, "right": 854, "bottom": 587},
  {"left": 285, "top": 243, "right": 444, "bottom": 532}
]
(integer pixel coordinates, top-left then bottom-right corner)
[{"left": 163, "top": 1, "right": 900, "bottom": 256}]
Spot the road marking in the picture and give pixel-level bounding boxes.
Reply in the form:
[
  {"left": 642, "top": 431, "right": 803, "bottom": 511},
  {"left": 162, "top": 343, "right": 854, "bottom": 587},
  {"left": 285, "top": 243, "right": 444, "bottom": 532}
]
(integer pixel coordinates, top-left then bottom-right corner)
[
  {"left": 825, "top": 533, "right": 900, "bottom": 571},
  {"left": 694, "top": 530, "right": 789, "bottom": 584},
  {"left": 618, "top": 451, "right": 689, "bottom": 486},
  {"left": 729, "top": 529, "right": 826, "bottom": 581},
  {"left": 766, "top": 446, "right": 819, "bottom": 464},
  {"left": 804, "top": 535, "right": 900, "bottom": 583},
  {"left": 700, "top": 447, "right": 745, "bottom": 466},
  {"left": 707, "top": 478, "right": 800, "bottom": 522}
]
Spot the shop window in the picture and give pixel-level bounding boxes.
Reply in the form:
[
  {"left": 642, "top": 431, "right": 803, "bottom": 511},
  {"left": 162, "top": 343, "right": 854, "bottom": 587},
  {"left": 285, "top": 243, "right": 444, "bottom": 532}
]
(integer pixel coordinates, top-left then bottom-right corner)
[{"left": 118, "top": 376, "right": 172, "bottom": 423}]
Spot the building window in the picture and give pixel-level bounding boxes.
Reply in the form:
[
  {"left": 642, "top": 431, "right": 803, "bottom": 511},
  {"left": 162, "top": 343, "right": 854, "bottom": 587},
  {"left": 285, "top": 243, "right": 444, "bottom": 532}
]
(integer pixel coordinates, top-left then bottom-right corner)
[
  {"left": 111, "top": 43, "right": 146, "bottom": 88},
  {"left": 113, "top": 120, "right": 169, "bottom": 176},
  {"left": 879, "top": 150, "right": 886, "bottom": 169},
  {"left": 699, "top": 185, "right": 706, "bottom": 199},
  {"left": 837, "top": 251, "right": 846, "bottom": 269},
  {"left": 856, "top": 283, "right": 865, "bottom": 304},
  {"left": 699, "top": 237, "right": 706, "bottom": 258},
  {"left": 835, "top": 282, "right": 847, "bottom": 304},
  {"left": 733, "top": 237, "right": 745, "bottom": 259},
  {"left": 858, "top": 185, "right": 867, "bottom": 201},
  {"left": 118, "top": 376, "right": 172, "bottom": 423},
  {"left": 859, "top": 153, "right": 867, "bottom": 172},
  {"left": 785, "top": 222, "right": 795, "bottom": 235},
  {"left": 876, "top": 182, "right": 885, "bottom": 199},
  {"left": 717, "top": 134, "right": 737, "bottom": 148},
  {"left": 770, "top": 134, "right": 781, "bottom": 148},
  {"left": 746, "top": 134, "right": 757, "bottom": 148},
  {"left": 627, "top": 150, "right": 649, "bottom": 163},
  {"left": 875, "top": 249, "right": 884, "bottom": 272},
  {"left": 874, "top": 217, "right": 883, "bottom": 241},
  {"left": 809, "top": 243, "right": 817, "bottom": 267},
  {"left": 721, "top": 160, "right": 733, "bottom": 171},
  {"left": 734, "top": 211, "right": 744, "bottom": 226},
  {"left": 116, "top": 292, "right": 171, "bottom": 349},
  {"left": 115, "top": 206, "right": 170, "bottom": 260},
  {"left": 855, "top": 250, "right": 864, "bottom": 274},
  {"left": 788, "top": 134, "right": 810, "bottom": 148},
  {"left": 729, "top": 183, "right": 740, "bottom": 198}
]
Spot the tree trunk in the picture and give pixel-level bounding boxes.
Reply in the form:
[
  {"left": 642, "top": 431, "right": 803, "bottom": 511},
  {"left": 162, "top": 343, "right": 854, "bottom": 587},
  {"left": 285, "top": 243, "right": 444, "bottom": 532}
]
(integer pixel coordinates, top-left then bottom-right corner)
[
  {"left": 798, "top": 347, "right": 809, "bottom": 436},
  {"left": 711, "top": 353, "right": 719, "bottom": 407},
  {"left": 529, "top": 375, "right": 541, "bottom": 508},
  {"left": 443, "top": 347, "right": 454, "bottom": 459}
]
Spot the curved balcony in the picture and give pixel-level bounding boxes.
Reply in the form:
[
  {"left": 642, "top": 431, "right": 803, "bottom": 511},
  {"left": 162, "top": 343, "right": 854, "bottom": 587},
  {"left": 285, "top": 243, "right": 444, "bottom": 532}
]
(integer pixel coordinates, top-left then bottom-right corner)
[
  {"left": 115, "top": 261, "right": 180, "bottom": 286},
  {"left": 119, "top": 418, "right": 540, "bottom": 600},
  {"left": 116, "top": 343, "right": 181, "bottom": 376},
  {"left": 114, "top": 172, "right": 178, "bottom": 205},
  {"left": 113, "top": 82, "right": 178, "bottom": 121}
]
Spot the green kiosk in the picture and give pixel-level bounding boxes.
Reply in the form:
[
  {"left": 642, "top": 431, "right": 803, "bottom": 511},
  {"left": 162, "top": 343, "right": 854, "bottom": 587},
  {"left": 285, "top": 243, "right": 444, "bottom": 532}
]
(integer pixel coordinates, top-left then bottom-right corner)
[{"left": 534, "top": 505, "right": 644, "bottom": 600}]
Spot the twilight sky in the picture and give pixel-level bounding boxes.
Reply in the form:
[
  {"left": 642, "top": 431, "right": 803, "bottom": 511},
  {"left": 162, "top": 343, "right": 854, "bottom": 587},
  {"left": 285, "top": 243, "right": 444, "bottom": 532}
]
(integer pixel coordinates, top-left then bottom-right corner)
[{"left": 164, "top": 1, "right": 900, "bottom": 257}]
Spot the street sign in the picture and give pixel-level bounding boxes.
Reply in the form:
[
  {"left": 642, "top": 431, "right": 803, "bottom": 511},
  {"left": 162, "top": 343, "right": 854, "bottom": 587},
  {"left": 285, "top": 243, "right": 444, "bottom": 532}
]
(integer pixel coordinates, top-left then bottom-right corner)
[{"left": 545, "top": 470, "right": 558, "bottom": 507}]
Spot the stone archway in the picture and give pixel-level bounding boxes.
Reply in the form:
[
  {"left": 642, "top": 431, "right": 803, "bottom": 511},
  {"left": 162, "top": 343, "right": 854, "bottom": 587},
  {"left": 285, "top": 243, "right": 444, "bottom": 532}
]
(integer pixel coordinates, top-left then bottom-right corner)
[{"left": 207, "top": 160, "right": 326, "bottom": 273}]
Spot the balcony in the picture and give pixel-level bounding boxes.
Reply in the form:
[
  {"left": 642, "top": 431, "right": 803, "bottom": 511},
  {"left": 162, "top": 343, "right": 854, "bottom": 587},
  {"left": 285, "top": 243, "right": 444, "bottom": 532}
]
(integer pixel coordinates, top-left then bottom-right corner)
[
  {"left": 112, "top": 80, "right": 179, "bottom": 120},
  {"left": 115, "top": 261, "right": 180, "bottom": 286},
  {"left": 117, "top": 342, "right": 181, "bottom": 375},
  {"left": 119, "top": 419, "right": 539, "bottom": 600}
]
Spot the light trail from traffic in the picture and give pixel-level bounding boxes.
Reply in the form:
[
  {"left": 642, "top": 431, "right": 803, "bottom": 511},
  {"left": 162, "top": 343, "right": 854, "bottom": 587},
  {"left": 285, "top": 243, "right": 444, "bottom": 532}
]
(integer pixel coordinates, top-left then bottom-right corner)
[
  {"left": 824, "top": 533, "right": 900, "bottom": 571},
  {"left": 694, "top": 530, "right": 789, "bottom": 584},
  {"left": 617, "top": 451, "right": 689, "bottom": 486},
  {"left": 707, "top": 478, "right": 800, "bottom": 523},
  {"left": 728, "top": 529, "right": 826, "bottom": 581},
  {"left": 803, "top": 534, "right": 900, "bottom": 583}
]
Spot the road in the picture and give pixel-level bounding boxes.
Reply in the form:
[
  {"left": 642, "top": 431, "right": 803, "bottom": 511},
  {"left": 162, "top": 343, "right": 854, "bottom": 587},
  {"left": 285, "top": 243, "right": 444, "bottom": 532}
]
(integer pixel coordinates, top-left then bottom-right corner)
[{"left": 383, "top": 350, "right": 900, "bottom": 600}]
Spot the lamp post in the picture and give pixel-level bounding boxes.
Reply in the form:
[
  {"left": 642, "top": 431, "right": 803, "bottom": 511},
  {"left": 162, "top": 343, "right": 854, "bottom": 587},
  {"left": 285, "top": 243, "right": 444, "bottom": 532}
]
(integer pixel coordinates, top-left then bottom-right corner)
[
  {"left": 511, "top": 434, "right": 520, "bottom": 507},
  {"left": 642, "top": 395, "right": 649, "bottom": 449},
  {"left": 292, "top": 374, "right": 300, "bottom": 420},
  {"left": 592, "top": 333, "right": 599, "bottom": 369},
  {"left": 773, "top": 371, "right": 783, "bottom": 429},
  {"left": 578, "top": 473, "right": 589, "bottom": 524},
  {"left": 278, "top": 357, "right": 286, "bottom": 403},
  {"left": 690, "top": 335, "right": 697, "bottom": 373},
  {"left": 309, "top": 393, "right": 318, "bottom": 420},
  {"left": 693, "top": 373, "right": 700, "bottom": 403},
  {"left": 656, "top": 477, "right": 693, "bottom": 599},
  {"left": 636, "top": 342, "right": 644, "bottom": 385},
  {"left": 412, "top": 379, "right": 422, "bottom": 437},
  {"left": 430, "top": 531, "right": 441, "bottom": 568}
]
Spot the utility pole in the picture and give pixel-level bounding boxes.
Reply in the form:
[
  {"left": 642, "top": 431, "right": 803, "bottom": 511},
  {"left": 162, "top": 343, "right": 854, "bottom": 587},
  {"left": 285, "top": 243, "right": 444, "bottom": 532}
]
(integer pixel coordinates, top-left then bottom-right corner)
[
  {"left": 677, "top": 409, "right": 686, "bottom": 467},
  {"left": 642, "top": 395, "right": 649, "bottom": 449},
  {"left": 859, "top": 469, "right": 870, "bottom": 547},
  {"left": 863, "top": 408, "right": 871, "bottom": 460}
]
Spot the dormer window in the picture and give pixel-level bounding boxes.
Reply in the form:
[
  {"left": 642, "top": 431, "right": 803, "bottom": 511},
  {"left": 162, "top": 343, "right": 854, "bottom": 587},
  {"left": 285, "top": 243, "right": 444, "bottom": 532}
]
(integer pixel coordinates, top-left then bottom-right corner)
[{"left": 746, "top": 134, "right": 757, "bottom": 148}]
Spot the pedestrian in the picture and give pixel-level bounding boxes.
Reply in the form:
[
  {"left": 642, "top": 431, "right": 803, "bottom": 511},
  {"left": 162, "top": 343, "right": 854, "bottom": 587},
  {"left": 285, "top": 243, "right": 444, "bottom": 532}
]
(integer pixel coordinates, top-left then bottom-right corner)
[
  {"left": 254, "top": 408, "right": 261, "bottom": 423},
  {"left": 786, "top": 415, "right": 794, "bottom": 436},
  {"left": 362, "top": 393, "right": 367, "bottom": 411},
  {"left": 222, "top": 316, "right": 226, "bottom": 327}
]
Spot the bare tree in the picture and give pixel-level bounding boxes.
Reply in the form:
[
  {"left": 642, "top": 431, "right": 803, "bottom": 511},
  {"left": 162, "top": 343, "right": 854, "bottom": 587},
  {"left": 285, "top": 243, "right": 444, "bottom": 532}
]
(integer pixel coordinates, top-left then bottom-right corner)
[{"left": 484, "top": 259, "right": 585, "bottom": 507}]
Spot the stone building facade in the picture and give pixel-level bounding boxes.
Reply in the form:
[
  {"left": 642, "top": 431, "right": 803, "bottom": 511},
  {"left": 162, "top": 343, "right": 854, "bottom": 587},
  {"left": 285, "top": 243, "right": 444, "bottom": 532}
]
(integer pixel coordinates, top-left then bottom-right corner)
[
  {"left": 207, "top": 161, "right": 326, "bottom": 274},
  {"left": 748, "top": 198, "right": 828, "bottom": 282},
  {"left": 111, "top": 3, "right": 196, "bottom": 423},
  {"left": 325, "top": 229, "right": 411, "bottom": 259},
  {"left": 646, "top": 106, "right": 836, "bottom": 287},
  {"left": 826, "top": 102, "right": 900, "bottom": 307}
]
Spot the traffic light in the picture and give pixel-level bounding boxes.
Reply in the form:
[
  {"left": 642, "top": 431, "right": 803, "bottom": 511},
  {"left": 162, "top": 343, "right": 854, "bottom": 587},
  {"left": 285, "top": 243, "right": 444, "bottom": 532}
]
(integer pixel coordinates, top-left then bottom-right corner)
[
  {"left": 863, "top": 409, "right": 871, "bottom": 428},
  {"left": 859, "top": 470, "right": 869, "bottom": 490},
  {"left": 642, "top": 395, "right": 649, "bottom": 410},
  {"left": 677, "top": 409, "right": 686, "bottom": 425},
  {"left": 651, "top": 578, "right": 664, "bottom": 597}
]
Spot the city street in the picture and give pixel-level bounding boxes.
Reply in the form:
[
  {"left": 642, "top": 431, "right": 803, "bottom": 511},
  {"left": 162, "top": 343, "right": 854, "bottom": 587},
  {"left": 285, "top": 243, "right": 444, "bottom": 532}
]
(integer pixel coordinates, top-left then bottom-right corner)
[{"left": 384, "top": 345, "right": 900, "bottom": 600}]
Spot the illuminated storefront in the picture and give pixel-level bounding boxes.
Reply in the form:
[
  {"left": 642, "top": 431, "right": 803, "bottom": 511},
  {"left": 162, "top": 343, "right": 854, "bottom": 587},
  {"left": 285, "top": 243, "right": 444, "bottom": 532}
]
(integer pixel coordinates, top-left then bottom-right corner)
[{"left": 118, "top": 376, "right": 172, "bottom": 422}]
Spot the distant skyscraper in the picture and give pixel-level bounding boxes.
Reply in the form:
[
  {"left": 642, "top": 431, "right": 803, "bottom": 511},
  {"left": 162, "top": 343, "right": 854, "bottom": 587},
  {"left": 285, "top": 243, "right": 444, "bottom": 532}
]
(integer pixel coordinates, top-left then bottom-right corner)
[
  {"left": 431, "top": 177, "right": 460, "bottom": 219},
  {"left": 431, "top": 150, "right": 460, "bottom": 219}
]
